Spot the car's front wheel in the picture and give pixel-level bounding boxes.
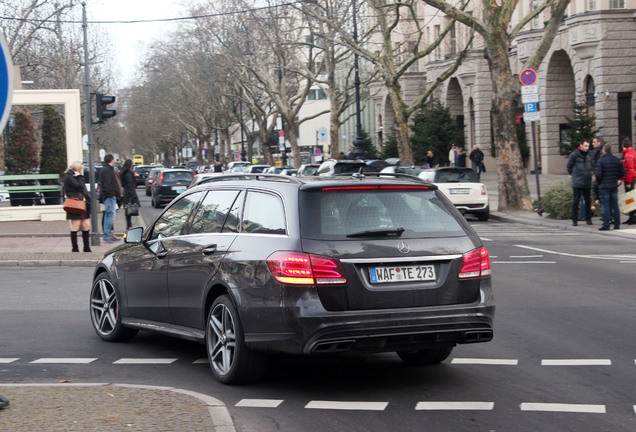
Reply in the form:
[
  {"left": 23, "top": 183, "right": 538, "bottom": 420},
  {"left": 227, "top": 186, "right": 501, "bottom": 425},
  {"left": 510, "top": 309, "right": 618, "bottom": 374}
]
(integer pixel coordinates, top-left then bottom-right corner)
[
  {"left": 89, "top": 273, "right": 138, "bottom": 342},
  {"left": 206, "top": 295, "right": 268, "bottom": 384},
  {"left": 145, "top": 187, "right": 151, "bottom": 196},
  {"left": 396, "top": 346, "right": 453, "bottom": 365}
]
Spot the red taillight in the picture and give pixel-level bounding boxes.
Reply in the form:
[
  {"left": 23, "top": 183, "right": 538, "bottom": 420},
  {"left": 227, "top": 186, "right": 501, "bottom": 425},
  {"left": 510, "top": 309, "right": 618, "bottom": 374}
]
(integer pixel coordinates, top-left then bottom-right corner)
[
  {"left": 322, "top": 185, "right": 429, "bottom": 191},
  {"left": 481, "top": 185, "right": 487, "bottom": 195},
  {"left": 157, "top": 173, "right": 164, "bottom": 186},
  {"left": 267, "top": 251, "right": 347, "bottom": 285},
  {"left": 458, "top": 247, "right": 491, "bottom": 279},
  {"left": 134, "top": 173, "right": 139, "bottom": 178}
]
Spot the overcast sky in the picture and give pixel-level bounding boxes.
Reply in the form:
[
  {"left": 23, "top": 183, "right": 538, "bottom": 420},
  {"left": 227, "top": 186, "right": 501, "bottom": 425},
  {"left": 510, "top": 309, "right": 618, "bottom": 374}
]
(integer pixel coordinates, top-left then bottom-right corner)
[{"left": 90, "top": 0, "right": 186, "bottom": 88}]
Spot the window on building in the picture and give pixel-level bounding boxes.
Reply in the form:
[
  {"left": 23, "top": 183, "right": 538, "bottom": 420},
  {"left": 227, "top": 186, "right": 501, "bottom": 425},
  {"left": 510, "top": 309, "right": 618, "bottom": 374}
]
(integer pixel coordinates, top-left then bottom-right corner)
[
  {"left": 532, "top": 0, "right": 541, "bottom": 29},
  {"left": 609, "top": 0, "right": 624, "bottom": 8},
  {"left": 435, "top": 25, "right": 441, "bottom": 60},
  {"left": 408, "top": 42, "right": 420, "bottom": 72},
  {"left": 450, "top": 23, "right": 457, "bottom": 55},
  {"left": 587, "top": 0, "right": 596, "bottom": 11},
  {"left": 307, "top": 89, "right": 327, "bottom": 101}
]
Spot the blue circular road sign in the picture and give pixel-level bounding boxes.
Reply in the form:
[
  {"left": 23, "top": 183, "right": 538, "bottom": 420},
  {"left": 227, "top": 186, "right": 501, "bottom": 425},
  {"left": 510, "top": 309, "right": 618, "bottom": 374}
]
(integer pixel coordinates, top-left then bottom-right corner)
[
  {"left": 520, "top": 69, "right": 537, "bottom": 86},
  {"left": 0, "top": 34, "right": 14, "bottom": 132}
]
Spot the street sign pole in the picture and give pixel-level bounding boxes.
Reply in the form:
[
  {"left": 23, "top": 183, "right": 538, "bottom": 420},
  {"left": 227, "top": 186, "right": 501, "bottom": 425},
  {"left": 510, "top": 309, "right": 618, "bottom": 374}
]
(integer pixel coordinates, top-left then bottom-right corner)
[
  {"left": 82, "top": 3, "right": 100, "bottom": 246},
  {"left": 531, "top": 121, "right": 542, "bottom": 215},
  {"left": 521, "top": 68, "right": 542, "bottom": 215}
]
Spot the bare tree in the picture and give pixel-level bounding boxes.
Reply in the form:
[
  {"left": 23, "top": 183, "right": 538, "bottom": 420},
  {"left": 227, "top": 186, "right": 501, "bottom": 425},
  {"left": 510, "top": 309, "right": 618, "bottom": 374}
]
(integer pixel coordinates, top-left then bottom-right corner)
[{"left": 420, "top": 0, "right": 570, "bottom": 211}]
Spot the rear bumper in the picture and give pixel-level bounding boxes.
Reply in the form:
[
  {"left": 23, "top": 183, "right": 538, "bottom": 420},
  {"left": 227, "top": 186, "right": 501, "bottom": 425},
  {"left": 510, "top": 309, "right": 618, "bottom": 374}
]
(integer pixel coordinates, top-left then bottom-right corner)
[
  {"left": 454, "top": 203, "right": 489, "bottom": 214},
  {"left": 243, "top": 284, "right": 495, "bottom": 355}
]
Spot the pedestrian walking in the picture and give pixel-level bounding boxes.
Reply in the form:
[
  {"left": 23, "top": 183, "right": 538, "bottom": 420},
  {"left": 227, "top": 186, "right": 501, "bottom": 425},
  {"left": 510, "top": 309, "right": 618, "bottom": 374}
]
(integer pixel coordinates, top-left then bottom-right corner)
[
  {"left": 456, "top": 147, "right": 466, "bottom": 167},
  {"left": 595, "top": 144, "right": 626, "bottom": 231},
  {"left": 590, "top": 137, "right": 605, "bottom": 213},
  {"left": 100, "top": 154, "right": 121, "bottom": 242},
  {"left": 469, "top": 145, "right": 485, "bottom": 177},
  {"left": 566, "top": 141, "right": 593, "bottom": 226},
  {"left": 620, "top": 137, "right": 636, "bottom": 225},
  {"left": 63, "top": 161, "right": 92, "bottom": 252},
  {"left": 448, "top": 144, "right": 458, "bottom": 167},
  {"left": 120, "top": 159, "right": 140, "bottom": 230}
]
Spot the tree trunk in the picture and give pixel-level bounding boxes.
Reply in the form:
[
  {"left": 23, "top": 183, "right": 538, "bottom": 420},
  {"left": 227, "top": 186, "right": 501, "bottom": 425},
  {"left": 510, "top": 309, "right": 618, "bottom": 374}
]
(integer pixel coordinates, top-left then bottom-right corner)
[
  {"left": 330, "top": 108, "right": 340, "bottom": 158},
  {"left": 485, "top": 42, "right": 533, "bottom": 211},
  {"left": 387, "top": 85, "right": 414, "bottom": 166}
]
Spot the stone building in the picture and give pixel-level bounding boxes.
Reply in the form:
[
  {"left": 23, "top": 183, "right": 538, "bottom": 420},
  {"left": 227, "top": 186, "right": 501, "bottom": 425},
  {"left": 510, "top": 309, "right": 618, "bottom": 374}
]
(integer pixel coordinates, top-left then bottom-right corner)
[{"left": 371, "top": 1, "right": 636, "bottom": 174}]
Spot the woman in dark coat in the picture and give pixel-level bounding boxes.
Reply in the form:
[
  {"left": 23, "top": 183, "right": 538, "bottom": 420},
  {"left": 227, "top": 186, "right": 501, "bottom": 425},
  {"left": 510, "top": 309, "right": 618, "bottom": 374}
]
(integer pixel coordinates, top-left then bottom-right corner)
[
  {"left": 63, "top": 161, "right": 91, "bottom": 252},
  {"left": 120, "top": 159, "right": 140, "bottom": 230}
]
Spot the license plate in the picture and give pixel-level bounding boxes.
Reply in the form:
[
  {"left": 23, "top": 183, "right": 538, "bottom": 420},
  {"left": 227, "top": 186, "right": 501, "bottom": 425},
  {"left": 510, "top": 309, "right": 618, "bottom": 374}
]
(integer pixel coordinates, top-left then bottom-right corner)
[
  {"left": 369, "top": 265, "right": 436, "bottom": 284},
  {"left": 449, "top": 189, "right": 470, "bottom": 194},
  {"left": 172, "top": 186, "right": 185, "bottom": 193}
]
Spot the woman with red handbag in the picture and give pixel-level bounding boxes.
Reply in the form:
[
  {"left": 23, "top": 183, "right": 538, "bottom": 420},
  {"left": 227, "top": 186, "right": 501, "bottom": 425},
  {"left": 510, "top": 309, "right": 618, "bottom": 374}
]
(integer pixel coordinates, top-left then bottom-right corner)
[{"left": 63, "top": 161, "right": 91, "bottom": 252}]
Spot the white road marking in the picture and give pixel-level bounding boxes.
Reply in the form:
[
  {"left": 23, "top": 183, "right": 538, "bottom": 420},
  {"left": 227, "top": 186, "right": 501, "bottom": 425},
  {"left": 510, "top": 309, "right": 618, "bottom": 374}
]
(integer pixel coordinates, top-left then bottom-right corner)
[
  {"left": 236, "top": 399, "right": 284, "bottom": 408},
  {"left": 30, "top": 358, "right": 97, "bottom": 364},
  {"left": 509, "top": 255, "right": 544, "bottom": 258},
  {"left": 113, "top": 358, "right": 178, "bottom": 364},
  {"left": 492, "top": 261, "right": 556, "bottom": 264},
  {"left": 520, "top": 403, "right": 606, "bottom": 413},
  {"left": 515, "top": 244, "right": 636, "bottom": 261},
  {"left": 193, "top": 358, "right": 208, "bottom": 364},
  {"left": 0, "top": 358, "right": 19, "bottom": 363},
  {"left": 305, "top": 401, "right": 388, "bottom": 411},
  {"left": 416, "top": 402, "right": 494, "bottom": 410},
  {"left": 542, "top": 359, "right": 611, "bottom": 366},
  {"left": 451, "top": 358, "right": 518, "bottom": 365}
]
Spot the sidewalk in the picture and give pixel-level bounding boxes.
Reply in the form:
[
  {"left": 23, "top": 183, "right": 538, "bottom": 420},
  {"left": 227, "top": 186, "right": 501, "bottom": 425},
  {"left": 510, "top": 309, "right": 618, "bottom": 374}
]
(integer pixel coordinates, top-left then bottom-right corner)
[{"left": 0, "top": 383, "right": 235, "bottom": 431}]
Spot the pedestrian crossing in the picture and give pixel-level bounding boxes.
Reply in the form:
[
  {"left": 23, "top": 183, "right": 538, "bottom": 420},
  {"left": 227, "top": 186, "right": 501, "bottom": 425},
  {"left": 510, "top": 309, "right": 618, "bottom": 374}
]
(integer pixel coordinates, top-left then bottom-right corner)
[{"left": 470, "top": 222, "right": 583, "bottom": 238}]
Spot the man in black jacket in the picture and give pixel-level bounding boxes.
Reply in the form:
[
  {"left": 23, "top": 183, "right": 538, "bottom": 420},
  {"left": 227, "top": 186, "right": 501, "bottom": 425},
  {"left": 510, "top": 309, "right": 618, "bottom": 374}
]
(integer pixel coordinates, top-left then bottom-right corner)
[
  {"left": 595, "top": 144, "right": 626, "bottom": 231},
  {"left": 100, "top": 154, "right": 121, "bottom": 242},
  {"left": 567, "top": 141, "right": 593, "bottom": 226}
]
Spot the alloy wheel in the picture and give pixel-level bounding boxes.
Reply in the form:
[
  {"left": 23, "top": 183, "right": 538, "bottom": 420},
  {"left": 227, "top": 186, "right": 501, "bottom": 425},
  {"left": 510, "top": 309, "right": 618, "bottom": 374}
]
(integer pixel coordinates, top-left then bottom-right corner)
[
  {"left": 90, "top": 277, "right": 118, "bottom": 336},
  {"left": 208, "top": 302, "right": 236, "bottom": 376}
]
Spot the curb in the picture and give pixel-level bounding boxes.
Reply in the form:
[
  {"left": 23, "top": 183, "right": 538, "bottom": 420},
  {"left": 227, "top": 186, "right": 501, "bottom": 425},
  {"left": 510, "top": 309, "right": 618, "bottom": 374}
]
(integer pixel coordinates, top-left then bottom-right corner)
[
  {"left": 0, "top": 383, "right": 236, "bottom": 432},
  {"left": 0, "top": 259, "right": 99, "bottom": 267}
]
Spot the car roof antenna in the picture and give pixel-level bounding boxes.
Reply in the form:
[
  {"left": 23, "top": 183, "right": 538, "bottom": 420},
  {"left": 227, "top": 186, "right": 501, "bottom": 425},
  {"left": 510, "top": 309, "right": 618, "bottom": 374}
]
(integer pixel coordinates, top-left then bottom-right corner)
[{"left": 352, "top": 168, "right": 365, "bottom": 180}]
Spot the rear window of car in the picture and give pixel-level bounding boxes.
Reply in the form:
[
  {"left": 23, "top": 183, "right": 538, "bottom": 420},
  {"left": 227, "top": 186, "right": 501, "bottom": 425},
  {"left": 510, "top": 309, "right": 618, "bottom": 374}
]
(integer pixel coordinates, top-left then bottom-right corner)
[
  {"left": 163, "top": 171, "right": 194, "bottom": 182},
  {"left": 135, "top": 167, "right": 151, "bottom": 174},
  {"left": 299, "top": 187, "right": 465, "bottom": 240},
  {"left": 334, "top": 163, "right": 367, "bottom": 174},
  {"left": 436, "top": 169, "right": 479, "bottom": 183}
]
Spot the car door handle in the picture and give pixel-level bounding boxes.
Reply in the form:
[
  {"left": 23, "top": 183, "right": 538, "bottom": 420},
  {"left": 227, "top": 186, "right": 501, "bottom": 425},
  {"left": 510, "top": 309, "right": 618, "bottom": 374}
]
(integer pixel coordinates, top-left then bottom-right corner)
[
  {"left": 202, "top": 245, "right": 217, "bottom": 255},
  {"left": 156, "top": 251, "right": 168, "bottom": 259}
]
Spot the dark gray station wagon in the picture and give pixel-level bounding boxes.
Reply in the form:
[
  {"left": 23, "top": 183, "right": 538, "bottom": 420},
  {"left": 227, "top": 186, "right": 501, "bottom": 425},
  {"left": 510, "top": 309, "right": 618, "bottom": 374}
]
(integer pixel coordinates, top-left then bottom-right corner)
[{"left": 90, "top": 173, "right": 495, "bottom": 384}]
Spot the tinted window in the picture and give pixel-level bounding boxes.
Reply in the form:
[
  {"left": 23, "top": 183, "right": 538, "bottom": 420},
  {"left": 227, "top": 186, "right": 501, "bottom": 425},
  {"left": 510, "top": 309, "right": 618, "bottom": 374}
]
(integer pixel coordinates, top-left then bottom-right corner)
[
  {"left": 150, "top": 192, "right": 202, "bottom": 240},
  {"left": 300, "top": 189, "right": 464, "bottom": 239},
  {"left": 436, "top": 169, "right": 479, "bottom": 183},
  {"left": 334, "top": 163, "right": 366, "bottom": 174},
  {"left": 190, "top": 190, "right": 241, "bottom": 234},
  {"left": 163, "top": 171, "right": 193, "bottom": 182},
  {"left": 242, "top": 191, "right": 286, "bottom": 234}
]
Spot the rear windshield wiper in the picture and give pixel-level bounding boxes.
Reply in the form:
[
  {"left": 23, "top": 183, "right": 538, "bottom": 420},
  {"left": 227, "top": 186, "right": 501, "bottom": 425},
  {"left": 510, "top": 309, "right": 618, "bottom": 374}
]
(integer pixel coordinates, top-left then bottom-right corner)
[{"left": 346, "top": 228, "right": 405, "bottom": 238}]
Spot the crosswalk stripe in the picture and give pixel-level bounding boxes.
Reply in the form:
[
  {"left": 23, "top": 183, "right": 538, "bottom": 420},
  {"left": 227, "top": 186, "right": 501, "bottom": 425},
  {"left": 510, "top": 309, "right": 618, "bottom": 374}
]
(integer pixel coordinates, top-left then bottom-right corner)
[
  {"left": 113, "top": 358, "right": 177, "bottom": 364},
  {"left": 0, "top": 358, "right": 19, "bottom": 363},
  {"left": 305, "top": 401, "right": 388, "bottom": 411},
  {"left": 236, "top": 399, "right": 284, "bottom": 408},
  {"left": 451, "top": 358, "right": 518, "bottom": 365},
  {"left": 416, "top": 402, "right": 494, "bottom": 410},
  {"left": 30, "top": 358, "right": 97, "bottom": 364},
  {"left": 542, "top": 359, "right": 611, "bottom": 366},
  {"left": 520, "top": 403, "right": 606, "bottom": 413}
]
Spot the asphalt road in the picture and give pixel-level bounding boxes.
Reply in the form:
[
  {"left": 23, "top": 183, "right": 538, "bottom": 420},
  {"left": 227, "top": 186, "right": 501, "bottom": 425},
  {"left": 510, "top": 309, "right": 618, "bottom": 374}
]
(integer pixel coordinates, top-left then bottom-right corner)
[{"left": 1, "top": 217, "right": 634, "bottom": 431}]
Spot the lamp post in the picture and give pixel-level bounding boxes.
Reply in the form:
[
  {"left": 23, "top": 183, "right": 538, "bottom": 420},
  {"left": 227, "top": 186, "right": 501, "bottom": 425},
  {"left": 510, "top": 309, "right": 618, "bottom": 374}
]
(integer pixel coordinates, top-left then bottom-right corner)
[
  {"left": 278, "top": 68, "right": 288, "bottom": 166},
  {"left": 351, "top": 0, "right": 365, "bottom": 159},
  {"left": 239, "top": 96, "right": 246, "bottom": 162}
]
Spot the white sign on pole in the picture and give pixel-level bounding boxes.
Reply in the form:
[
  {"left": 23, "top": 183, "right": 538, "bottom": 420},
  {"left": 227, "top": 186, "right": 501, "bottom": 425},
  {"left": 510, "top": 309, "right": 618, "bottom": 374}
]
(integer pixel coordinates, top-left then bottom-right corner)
[
  {"left": 523, "top": 111, "right": 540, "bottom": 122},
  {"left": 99, "top": 149, "right": 106, "bottom": 160},
  {"left": 82, "top": 134, "right": 89, "bottom": 150},
  {"left": 521, "top": 85, "right": 538, "bottom": 95}
]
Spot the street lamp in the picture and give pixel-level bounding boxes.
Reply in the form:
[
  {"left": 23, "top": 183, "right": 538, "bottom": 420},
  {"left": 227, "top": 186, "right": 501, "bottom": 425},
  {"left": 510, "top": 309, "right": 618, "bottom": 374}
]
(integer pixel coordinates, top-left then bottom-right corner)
[
  {"left": 278, "top": 68, "right": 288, "bottom": 166},
  {"left": 239, "top": 95, "right": 246, "bottom": 162},
  {"left": 351, "top": 0, "right": 365, "bottom": 159}
]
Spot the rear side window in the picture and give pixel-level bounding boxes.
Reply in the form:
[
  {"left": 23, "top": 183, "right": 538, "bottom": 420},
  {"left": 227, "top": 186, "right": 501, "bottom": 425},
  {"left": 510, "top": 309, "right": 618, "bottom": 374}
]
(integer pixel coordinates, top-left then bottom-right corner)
[
  {"left": 436, "top": 169, "right": 479, "bottom": 183},
  {"left": 164, "top": 171, "right": 193, "bottom": 182},
  {"left": 242, "top": 191, "right": 286, "bottom": 235},
  {"left": 189, "top": 190, "right": 241, "bottom": 234},
  {"left": 299, "top": 188, "right": 465, "bottom": 239}
]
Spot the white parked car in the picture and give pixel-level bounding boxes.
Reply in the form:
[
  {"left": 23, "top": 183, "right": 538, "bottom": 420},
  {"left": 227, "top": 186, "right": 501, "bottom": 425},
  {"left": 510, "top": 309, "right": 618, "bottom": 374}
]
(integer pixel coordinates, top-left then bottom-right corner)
[{"left": 417, "top": 167, "right": 489, "bottom": 221}]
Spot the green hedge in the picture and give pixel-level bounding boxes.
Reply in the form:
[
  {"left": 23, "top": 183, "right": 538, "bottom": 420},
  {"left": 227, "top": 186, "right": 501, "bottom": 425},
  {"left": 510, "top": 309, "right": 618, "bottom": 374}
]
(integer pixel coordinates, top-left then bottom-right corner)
[{"left": 541, "top": 179, "right": 601, "bottom": 219}]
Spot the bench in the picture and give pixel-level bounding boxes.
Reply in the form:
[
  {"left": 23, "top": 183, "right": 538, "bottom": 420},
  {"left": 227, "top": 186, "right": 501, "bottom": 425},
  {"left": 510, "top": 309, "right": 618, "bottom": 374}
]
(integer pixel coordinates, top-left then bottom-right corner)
[{"left": 0, "top": 174, "right": 62, "bottom": 206}]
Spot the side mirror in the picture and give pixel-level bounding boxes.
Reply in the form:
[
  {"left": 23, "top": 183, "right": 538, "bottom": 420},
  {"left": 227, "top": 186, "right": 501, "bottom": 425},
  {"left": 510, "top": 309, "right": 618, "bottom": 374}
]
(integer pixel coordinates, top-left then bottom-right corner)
[{"left": 124, "top": 227, "right": 144, "bottom": 244}]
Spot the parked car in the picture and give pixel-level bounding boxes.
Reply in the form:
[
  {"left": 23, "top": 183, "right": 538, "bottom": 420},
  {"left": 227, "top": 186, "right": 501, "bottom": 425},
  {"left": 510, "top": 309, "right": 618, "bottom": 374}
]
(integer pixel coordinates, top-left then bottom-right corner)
[
  {"left": 264, "top": 165, "right": 294, "bottom": 174},
  {"left": 90, "top": 172, "right": 495, "bottom": 384},
  {"left": 418, "top": 167, "right": 490, "bottom": 221},
  {"left": 246, "top": 164, "right": 270, "bottom": 173},
  {"left": 225, "top": 161, "right": 251, "bottom": 171},
  {"left": 279, "top": 168, "right": 298, "bottom": 176},
  {"left": 297, "top": 164, "right": 320, "bottom": 176},
  {"left": 132, "top": 165, "right": 154, "bottom": 187},
  {"left": 380, "top": 165, "right": 424, "bottom": 177},
  {"left": 365, "top": 159, "right": 390, "bottom": 172},
  {"left": 150, "top": 168, "right": 196, "bottom": 208},
  {"left": 317, "top": 159, "right": 367, "bottom": 176},
  {"left": 144, "top": 167, "right": 163, "bottom": 196},
  {"left": 188, "top": 172, "right": 226, "bottom": 189}
]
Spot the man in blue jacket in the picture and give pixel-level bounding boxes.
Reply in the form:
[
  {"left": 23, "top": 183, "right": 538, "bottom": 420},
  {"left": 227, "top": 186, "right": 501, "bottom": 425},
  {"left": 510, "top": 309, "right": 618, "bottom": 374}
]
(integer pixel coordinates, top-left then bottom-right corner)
[{"left": 594, "top": 144, "right": 626, "bottom": 231}]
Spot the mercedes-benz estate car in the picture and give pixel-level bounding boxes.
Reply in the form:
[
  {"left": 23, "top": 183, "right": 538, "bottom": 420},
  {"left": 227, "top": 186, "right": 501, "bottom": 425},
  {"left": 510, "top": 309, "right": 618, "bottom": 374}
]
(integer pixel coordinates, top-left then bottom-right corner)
[{"left": 90, "top": 172, "right": 495, "bottom": 384}]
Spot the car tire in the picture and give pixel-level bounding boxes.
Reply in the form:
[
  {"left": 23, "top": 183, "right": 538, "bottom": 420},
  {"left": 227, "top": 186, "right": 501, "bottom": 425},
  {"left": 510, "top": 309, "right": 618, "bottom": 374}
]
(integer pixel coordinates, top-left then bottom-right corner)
[
  {"left": 89, "top": 273, "right": 138, "bottom": 342},
  {"left": 477, "top": 209, "right": 489, "bottom": 221},
  {"left": 152, "top": 194, "right": 160, "bottom": 209},
  {"left": 206, "top": 295, "right": 268, "bottom": 384},
  {"left": 396, "top": 346, "right": 453, "bottom": 365},
  {"left": 145, "top": 187, "right": 151, "bottom": 196}
]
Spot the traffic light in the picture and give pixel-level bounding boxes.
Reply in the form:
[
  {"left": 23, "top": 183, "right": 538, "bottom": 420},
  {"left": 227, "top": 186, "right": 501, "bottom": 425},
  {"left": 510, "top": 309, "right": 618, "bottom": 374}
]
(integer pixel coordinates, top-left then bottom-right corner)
[{"left": 95, "top": 93, "right": 116, "bottom": 123}]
